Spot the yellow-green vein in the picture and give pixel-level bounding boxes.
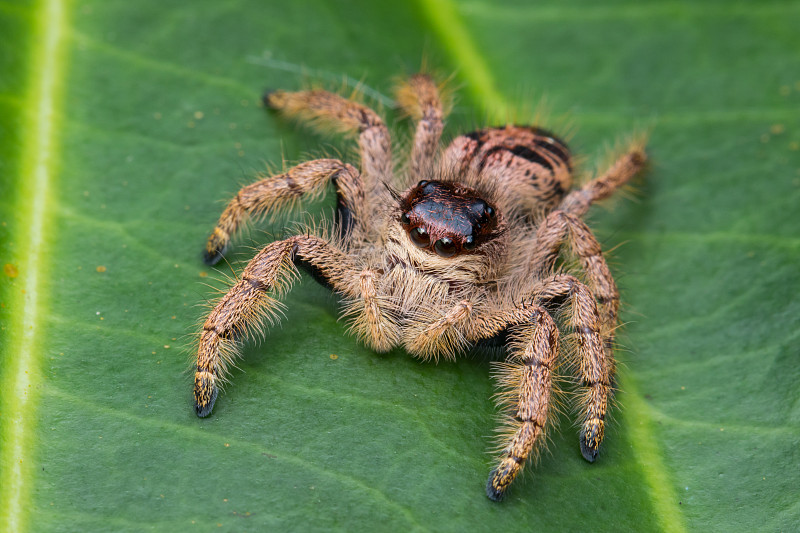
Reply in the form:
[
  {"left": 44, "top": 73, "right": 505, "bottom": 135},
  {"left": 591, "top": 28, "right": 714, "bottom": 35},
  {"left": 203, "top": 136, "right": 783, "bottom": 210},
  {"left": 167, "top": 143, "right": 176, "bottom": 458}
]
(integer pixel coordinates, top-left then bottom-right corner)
[
  {"left": 0, "top": 0, "right": 69, "bottom": 531},
  {"left": 414, "top": 0, "right": 509, "bottom": 120},
  {"left": 620, "top": 371, "right": 688, "bottom": 533}
]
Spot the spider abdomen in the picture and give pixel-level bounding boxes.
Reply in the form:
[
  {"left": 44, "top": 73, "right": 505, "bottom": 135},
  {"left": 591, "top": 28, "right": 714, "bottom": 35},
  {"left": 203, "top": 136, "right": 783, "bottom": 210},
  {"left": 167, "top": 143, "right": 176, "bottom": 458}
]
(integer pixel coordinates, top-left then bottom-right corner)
[{"left": 443, "top": 125, "right": 573, "bottom": 211}]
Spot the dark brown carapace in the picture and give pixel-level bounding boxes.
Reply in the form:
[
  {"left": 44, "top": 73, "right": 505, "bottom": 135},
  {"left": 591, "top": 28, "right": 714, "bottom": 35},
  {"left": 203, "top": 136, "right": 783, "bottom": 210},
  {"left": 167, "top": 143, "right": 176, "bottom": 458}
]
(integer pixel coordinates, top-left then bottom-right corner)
[
  {"left": 193, "top": 73, "right": 647, "bottom": 501},
  {"left": 398, "top": 180, "right": 499, "bottom": 258}
]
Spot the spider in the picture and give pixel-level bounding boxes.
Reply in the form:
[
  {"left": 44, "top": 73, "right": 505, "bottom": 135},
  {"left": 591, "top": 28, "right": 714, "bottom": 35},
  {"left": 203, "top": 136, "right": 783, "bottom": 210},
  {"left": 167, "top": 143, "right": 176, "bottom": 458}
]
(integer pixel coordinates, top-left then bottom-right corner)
[{"left": 193, "top": 73, "right": 647, "bottom": 501}]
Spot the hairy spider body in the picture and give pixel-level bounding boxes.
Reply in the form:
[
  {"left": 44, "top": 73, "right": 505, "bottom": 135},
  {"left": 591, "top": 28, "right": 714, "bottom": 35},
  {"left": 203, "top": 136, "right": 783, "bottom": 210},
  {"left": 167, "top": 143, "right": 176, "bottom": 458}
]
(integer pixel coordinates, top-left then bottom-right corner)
[{"left": 193, "top": 74, "right": 647, "bottom": 501}]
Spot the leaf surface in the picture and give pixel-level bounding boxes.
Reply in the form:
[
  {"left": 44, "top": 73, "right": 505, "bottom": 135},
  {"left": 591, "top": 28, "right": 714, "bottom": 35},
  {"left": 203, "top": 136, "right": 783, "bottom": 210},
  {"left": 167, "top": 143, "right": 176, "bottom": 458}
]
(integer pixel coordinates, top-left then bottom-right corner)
[{"left": 1, "top": 1, "right": 798, "bottom": 531}]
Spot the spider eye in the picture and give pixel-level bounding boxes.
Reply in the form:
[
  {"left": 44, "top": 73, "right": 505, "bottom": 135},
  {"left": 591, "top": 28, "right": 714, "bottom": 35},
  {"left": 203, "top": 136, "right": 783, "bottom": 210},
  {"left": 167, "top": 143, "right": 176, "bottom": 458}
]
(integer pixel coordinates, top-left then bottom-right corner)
[
  {"left": 434, "top": 237, "right": 457, "bottom": 257},
  {"left": 400, "top": 212, "right": 411, "bottom": 225},
  {"left": 409, "top": 226, "right": 430, "bottom": 247},
  {"left": 472, "top": 200, "right": 495, "bottom": 220},
  {"left": 470, "top": 200, "right": 487, "bottom": 214},
  {"left": 417, "top": 180, "right": 429, "bottom": 188},
  {"left": 463, "top": 234, "right": 477, "bottom": 250}
]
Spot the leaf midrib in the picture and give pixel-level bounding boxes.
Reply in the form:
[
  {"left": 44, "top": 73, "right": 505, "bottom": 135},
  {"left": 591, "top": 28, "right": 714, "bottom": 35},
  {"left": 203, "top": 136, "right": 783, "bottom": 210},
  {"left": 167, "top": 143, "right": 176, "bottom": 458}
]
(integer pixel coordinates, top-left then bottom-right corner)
[{"left": 0, "top": 0, "right": 68, "bottom": 530}]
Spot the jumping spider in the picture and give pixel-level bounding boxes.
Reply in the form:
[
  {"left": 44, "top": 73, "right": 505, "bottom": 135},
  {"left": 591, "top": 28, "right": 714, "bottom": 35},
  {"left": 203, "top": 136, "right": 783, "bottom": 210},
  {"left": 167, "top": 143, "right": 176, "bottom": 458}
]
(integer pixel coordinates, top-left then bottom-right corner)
[{"left": 193, "top": 74, "right": 647, "bottom": 501}]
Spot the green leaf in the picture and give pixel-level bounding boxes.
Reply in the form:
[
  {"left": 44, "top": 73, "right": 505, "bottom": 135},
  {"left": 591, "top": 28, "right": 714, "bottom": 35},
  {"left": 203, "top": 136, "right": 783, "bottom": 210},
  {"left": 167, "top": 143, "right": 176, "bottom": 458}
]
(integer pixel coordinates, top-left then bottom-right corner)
[{"left": 2, "top": 0, "right": 798, "bottom": 531}]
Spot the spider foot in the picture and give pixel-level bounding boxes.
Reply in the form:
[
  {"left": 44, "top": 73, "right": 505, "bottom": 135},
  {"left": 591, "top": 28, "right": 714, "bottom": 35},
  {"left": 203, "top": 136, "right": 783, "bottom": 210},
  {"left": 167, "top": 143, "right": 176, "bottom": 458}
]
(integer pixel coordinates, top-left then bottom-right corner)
[
  {"left": 262, "top": 89, "right": 282, "bottom": 110},
  {"left": 194, "top": 370, "right": 219, "bottom": 418},
  {"left": 486, "top": 459, "right": 520, "bottom": 502},
  {"left": 580, "top": 418, "right": 604, "bottom": 462},
  {"left": 203, "top": 227, "right": 229, "bottom": 266}
]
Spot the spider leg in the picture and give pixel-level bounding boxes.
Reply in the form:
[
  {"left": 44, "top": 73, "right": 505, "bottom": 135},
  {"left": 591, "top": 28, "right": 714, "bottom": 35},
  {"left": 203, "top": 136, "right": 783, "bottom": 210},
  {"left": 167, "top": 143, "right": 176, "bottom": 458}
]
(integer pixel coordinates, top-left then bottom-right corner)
[
  {"left": 340, "top": 268, "right": 400, "bottom": 353},
  {"left": 395, "top": 74, "right": 444, "bottom": 181},
  {"left": 529, "top": 274, "right": 612, "bottom": 464},
  {"left": 527, "top": 210, "right": 619, "bottom": 350},
  {"left": 525, "top": 210, "right": 620, "bottom": 462},
  {"left": 264, "top": 88, "right": 392, "bottom": 203},
  {"left": 466, "top": 304, "right": 559, "bottom": 501},
  {"left": 194, "top": 234, "right": 357, "bottom": 417},
  {"left": 405, "top": 300, "right": 473, "bottom": 361},
  {"left": 203, "top": 159, "right": 362, "bottom": 265},
  {"left": 559, "top": 141, "right": 647, "bottom": 217}
]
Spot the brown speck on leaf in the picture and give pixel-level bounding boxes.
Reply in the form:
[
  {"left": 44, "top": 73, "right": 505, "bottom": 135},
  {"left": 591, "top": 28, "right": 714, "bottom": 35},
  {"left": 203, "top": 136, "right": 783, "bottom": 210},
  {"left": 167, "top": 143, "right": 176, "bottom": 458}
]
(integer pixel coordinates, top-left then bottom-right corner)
[
  {"left": 96, "top": 265, "right": 106, "bottom": 273},
  {"left": 4, "top": 264, "right": 18, "bottom": 278}
]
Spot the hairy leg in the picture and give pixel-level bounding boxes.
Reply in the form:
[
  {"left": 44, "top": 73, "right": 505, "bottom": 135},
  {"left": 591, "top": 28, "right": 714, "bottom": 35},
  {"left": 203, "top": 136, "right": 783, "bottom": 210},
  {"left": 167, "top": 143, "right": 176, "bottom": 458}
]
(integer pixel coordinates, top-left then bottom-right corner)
[
  {"left": 203, "top": 159, "right": 362, "bottom": 265},
  {"left": 465, "top": 304, "right": 559, "bottom": 501},
  {"left": 406, "top": 300, "right": 473, "bottom": 361},
  {"left": 194, "top": 234, "right": 357, "bottom": 417},
  {"left": 264, "top": 88, "right": 392, "bottom": 203},
  {"left": 526, "top": 210, "right": 620, "bottom": 353},
  {"left": 340, "top": 268, "right": 400, "bottom": 353},
  {"left": 395, "top": 74, "right": 444, "bottom": 180},
  {"left": 559, "top": 141, "right": 647, "bottom": 217},
  {"left": 529, "top": 274, "right": 613, "bottom": 463}
]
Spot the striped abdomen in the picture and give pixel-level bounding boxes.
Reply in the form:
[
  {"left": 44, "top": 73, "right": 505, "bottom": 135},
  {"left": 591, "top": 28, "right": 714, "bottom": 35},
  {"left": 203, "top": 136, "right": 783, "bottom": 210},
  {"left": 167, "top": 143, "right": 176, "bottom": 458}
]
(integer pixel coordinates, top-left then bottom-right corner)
[{"left": 443, "top": 125, "right": 573, "bottom": 211}]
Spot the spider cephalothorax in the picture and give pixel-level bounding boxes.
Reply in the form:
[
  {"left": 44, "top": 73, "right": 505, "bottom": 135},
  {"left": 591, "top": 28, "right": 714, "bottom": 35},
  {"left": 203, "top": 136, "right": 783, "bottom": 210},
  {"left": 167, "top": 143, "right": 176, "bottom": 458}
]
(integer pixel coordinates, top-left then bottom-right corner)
[
  {"left": 193, "top": 74, "right": 647, "bottom": 501},
  {"left": 398, "top": 180, "right": 500, "bottom": 258}
]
